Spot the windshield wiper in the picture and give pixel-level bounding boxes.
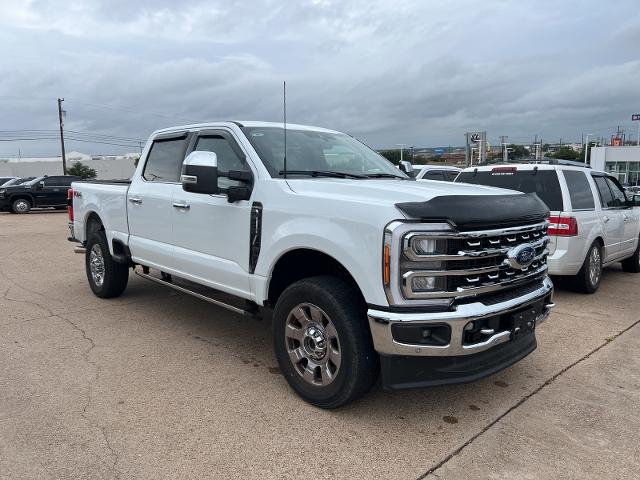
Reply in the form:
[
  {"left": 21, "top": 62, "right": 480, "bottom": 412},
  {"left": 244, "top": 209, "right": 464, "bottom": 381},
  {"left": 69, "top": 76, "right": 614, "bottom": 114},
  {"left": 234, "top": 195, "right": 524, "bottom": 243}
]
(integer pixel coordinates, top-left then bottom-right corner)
[
  {"left": 363, "top": 173, "right": 407, "bottom": 179},
  {"left": 279, "top": 170, "right": 367, "bottom": 179}
]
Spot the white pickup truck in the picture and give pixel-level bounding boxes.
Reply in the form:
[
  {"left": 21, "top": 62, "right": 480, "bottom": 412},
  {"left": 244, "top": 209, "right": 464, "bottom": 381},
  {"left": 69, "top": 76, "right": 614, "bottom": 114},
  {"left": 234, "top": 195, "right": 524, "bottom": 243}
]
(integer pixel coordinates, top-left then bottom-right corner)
[{"left": 68, "top": 121, "right": 555, "bottom": 408}]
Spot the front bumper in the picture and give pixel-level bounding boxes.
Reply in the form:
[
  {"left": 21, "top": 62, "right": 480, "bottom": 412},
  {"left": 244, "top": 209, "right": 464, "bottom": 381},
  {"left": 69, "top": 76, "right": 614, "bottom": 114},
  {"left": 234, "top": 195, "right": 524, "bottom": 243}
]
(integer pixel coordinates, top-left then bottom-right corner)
[{"left": 368, "top": 276, "right": 554, "bottom": 357}]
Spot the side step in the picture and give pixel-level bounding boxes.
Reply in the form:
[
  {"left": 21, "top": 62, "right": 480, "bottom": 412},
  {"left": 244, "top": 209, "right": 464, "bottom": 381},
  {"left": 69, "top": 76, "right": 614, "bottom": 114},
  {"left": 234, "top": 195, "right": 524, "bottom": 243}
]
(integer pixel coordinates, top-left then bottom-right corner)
[{"left": 135, "top": 268, "right": 260, "bottom": 319}]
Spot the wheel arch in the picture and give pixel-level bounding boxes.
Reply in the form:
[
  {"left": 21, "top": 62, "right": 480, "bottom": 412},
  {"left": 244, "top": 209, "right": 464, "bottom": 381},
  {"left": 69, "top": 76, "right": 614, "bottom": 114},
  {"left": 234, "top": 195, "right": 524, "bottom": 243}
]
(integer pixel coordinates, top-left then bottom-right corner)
[
  {"left": 266, "top": 248, "right": 365, "bottom": 308},
  {"left": 85, "top": 211, "right": 105, "bottom": 238}
]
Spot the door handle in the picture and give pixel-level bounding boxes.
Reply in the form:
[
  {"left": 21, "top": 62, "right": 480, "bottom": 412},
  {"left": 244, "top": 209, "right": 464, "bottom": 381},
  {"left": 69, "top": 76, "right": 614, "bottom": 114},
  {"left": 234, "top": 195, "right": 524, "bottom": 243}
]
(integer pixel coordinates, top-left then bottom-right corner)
[
  {"left": 128, "top": 197, "right": 142, "bottom": 204},
  {"left": 603, "top": 215, "right": 610, "bottom": 223},
  {"left": 172, "top": 202, "right": 190, "bottom": 210}
]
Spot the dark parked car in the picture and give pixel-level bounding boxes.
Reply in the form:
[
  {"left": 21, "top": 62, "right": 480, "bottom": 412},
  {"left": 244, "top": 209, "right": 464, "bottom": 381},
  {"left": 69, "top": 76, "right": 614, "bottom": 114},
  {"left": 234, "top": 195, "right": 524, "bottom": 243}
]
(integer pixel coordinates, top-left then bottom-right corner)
[
  {"left": 0, "top": 175, "right": 81, "bottom": 214},
  {"left": 2, "top": 176, "right": 35, "bottom": 187},
  {"left": 0, "top": 176, "right": 17, "bottom": 186}
]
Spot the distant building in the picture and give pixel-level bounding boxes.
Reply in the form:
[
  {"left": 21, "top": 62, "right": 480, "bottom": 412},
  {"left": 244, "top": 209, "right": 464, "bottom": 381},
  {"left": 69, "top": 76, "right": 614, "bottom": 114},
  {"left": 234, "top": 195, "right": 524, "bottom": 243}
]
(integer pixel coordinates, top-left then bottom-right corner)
[
  {"left": 0, "top": 151, "right": 138, "bottom": 179},
  {"left": 590, "top": 146, "right": 640, "bottom": 185}
]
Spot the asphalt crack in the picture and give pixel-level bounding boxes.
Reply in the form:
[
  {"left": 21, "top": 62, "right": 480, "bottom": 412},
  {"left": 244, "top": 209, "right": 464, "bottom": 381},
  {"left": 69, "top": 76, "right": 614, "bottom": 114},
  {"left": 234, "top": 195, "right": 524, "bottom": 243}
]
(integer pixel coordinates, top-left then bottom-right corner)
[
  {"left": 417, "top": 319, "right": 640, "bottom": 479},
  {"left": 56, "top": 313, "right": 121, "bottom": 480}
]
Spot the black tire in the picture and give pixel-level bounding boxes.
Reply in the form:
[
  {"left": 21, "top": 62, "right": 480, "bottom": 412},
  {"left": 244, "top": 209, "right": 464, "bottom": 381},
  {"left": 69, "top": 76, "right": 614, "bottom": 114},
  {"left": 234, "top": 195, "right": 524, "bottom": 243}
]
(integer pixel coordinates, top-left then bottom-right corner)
[
  {"left": 272, "top": 275, "right": 379, "bottom": 408},
  {"left": 11, "top": 198, "right": 31, "bottom": 214},
  {"left": 85, "top": 231, "right": 129, "bottom": 298},
  {"left": 572, "top": 242, "right": 602, "bottom": 294},
  {"left": 621, "top": 236, "right": 640, "bottom": 273}
]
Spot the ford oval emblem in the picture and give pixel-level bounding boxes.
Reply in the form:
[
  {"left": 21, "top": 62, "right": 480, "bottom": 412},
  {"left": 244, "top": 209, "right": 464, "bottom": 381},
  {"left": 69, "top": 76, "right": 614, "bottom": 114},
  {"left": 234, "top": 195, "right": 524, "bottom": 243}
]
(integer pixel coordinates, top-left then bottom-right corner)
[{"left": 507, "top": 244, "right": 536, "bottom": 269}]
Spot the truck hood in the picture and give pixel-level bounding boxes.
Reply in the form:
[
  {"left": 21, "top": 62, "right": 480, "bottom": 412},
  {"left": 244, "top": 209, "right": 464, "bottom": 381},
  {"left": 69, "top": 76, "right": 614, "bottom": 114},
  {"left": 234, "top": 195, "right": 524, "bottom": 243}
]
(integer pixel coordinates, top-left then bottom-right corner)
[
  {"left": 286, "top": 178, "right": 517, "bottom": 206},
  {"left": 285, "top": 178, "right": 548, "bottom": 228}
]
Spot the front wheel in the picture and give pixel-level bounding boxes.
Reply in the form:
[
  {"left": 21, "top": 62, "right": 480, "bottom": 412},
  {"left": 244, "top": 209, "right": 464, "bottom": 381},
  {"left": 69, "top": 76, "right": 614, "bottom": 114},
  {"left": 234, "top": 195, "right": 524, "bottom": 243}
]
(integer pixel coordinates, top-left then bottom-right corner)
[
  {"left": 272, "top": 276, "right": 379, "bottom": 408},
  {"left": 621, "top": 236, "right": 640, "bottom": 273},
  {"left": 11, "top": 198, "right": 31, "bottom": 214},
  {"left": 572, "top": 242, "right": 602, "bottom": 293},
  {"left": 85, "top": 231, "right": 129, "bottom": 298}
]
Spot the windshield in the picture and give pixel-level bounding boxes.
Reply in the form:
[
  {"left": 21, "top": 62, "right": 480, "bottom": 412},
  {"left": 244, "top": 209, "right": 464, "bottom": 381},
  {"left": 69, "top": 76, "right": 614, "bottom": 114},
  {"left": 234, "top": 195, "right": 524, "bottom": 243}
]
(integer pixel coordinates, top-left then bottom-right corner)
[
  {"left": 4, "top": 177, "right": 33, "bottom": 186},
  {"left": 242, "top": 127, "right": 406, "bottom": 178}
]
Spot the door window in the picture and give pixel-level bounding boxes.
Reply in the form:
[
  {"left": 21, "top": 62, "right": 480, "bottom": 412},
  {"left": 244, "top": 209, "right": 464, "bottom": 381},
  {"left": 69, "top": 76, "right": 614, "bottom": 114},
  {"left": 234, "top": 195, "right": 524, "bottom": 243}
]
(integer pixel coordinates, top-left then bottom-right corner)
[
  {"left": 605, "top": 177, "right": 627, "bottom": 207},
  {"left": 563, "top": 170, "right": 595, "bottom": 210},
  {"left": 444, "top": 171, "right": 459, "bottom": 181},
  {"left": 194, "top": 135, "right": 248, "bottom": 190},
  {"left": 593, "top": 176, "right": 615, "bottom": 208},
  {"left": 143, "top": 136, "right": 188, "bottom": 182},
  {"left": 42, "top": 177, "right": 62, "bottom": 186},
  {"left": 424, "top": 170, "right": 445, "bottom": 181}
]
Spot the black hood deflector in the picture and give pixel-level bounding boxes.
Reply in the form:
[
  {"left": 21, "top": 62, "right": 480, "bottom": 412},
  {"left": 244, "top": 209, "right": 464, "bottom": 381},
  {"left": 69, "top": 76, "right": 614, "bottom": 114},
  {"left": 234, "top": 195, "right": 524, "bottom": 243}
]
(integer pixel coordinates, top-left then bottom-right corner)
[{"left": 395, "top": 193, "right": 549, "bottom": 231}]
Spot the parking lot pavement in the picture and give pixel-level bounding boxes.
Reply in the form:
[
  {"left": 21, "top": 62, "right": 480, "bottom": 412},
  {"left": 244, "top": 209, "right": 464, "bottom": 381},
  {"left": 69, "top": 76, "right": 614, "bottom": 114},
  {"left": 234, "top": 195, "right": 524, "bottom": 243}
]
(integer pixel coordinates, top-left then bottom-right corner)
[{"left": 1, "top": 212, "right": 639, "bottom": 480}]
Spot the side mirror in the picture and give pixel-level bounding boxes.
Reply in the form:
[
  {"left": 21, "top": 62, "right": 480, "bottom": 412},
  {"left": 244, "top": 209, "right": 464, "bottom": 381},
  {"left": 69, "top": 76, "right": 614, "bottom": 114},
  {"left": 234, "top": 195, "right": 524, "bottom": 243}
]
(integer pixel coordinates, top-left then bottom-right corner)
[
  {"left": 399, "top": 160, "right": 414, "bottom": 176},
  {"left": 38, "top": 181, "right": 45, "bottom": 189},
  {"left": 181, "top": 151, "right": 219, "bottom": 194}
]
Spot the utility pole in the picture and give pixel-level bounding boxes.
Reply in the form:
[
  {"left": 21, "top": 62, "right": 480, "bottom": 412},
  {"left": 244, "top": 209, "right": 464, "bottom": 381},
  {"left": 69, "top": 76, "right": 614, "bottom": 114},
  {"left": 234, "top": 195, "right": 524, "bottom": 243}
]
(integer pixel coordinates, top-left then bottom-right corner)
[
  {"left": 396, "top": 143, "right": 407, "bottom": 163},
  {"left": 57, "top": 98, "right": 67, "bottom": 174},
  {"left": 500, "top": 135, "right": 508, "bottom": 163},
  {"left": 584, "top": 133, "right": 592, "bottom": 164}
]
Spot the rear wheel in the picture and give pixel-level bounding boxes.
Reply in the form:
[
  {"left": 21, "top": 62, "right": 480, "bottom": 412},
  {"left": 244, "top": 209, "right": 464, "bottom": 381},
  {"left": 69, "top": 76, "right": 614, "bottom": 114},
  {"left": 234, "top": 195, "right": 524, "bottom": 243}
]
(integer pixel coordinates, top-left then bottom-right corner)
[
  {"left": 272, "top": 276, "right": 379, "bottom": 408},
  {"left": 572, "top": 242, "right": 602, "bottom": 293},
  {"left": 11, "top": 198, "right": 31, "bottom": 214},
  {"left": 621, "top": 236, "right": 640, "bottom": 273},
  {"left": 85, "top": 231, "right": 129, "bottom": 298}
]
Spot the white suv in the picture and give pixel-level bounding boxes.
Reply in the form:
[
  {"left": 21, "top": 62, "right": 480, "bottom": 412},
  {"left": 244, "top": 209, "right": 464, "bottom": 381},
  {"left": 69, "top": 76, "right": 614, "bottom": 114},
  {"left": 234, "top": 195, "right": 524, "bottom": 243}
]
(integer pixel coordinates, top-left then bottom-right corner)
[
  {"left": 456, "top": 161, "right": 640, "bottom": 293},
  {"left": 415, "top": 165, "right": 461, "bottom": 181}
]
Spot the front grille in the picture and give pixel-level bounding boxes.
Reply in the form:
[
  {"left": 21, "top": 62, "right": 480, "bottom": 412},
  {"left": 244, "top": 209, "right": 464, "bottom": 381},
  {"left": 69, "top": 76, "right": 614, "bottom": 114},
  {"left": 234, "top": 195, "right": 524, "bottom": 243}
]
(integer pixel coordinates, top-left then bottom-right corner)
[{"left": 401, "top": 221, "right": 549, "bottom": 300}]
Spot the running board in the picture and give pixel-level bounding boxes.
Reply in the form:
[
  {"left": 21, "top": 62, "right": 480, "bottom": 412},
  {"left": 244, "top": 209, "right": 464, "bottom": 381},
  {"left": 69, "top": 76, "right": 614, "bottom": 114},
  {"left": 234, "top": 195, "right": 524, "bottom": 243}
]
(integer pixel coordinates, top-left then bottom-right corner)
[{"left": 135, "top": 269, "right": 258, "bottom": 318}]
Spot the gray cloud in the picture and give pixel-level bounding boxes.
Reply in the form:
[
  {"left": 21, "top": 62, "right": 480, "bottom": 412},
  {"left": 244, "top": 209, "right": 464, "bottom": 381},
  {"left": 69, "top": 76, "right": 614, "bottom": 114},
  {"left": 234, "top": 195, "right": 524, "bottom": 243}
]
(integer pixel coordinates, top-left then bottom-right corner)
[{"left": 1, "top": 0, "right": 639, "bottom": 156}]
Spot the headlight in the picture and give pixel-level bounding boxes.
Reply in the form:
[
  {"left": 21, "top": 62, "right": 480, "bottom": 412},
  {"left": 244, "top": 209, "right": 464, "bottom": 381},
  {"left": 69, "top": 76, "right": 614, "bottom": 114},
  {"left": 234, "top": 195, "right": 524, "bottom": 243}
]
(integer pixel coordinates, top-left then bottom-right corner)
[{"left": 383, "top": 222, "right": 453, "bottom": 302}]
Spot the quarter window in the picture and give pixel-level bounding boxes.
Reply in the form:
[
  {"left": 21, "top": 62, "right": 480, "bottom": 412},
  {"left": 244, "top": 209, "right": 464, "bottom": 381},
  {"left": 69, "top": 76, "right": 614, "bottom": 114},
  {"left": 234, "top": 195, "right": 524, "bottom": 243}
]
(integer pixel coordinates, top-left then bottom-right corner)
[
  {"left": 605, "top": 177, "right": 627, "bottom": 207},
  {"left": 143, "top": 136, "right": 187, "bottom": 182},
  {"left": 563, "top": 170, "right": 594, "bottom": 210},
  {"left": 593, "top": 176, "right": 614, "bottom": 208}
]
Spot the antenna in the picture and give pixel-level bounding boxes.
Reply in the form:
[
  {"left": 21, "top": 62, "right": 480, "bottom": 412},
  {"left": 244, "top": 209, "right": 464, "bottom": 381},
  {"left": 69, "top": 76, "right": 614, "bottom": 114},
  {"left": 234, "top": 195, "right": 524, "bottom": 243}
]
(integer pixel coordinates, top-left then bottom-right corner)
[{"left": 283, "top": 80, "right": 287, "bottom": 179}]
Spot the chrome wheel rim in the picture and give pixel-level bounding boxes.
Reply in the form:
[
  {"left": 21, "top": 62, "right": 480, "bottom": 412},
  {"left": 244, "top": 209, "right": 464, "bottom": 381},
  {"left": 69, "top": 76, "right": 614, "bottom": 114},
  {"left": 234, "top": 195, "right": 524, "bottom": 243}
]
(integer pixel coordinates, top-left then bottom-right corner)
[
  {"left": 14, "top": 200, "right": 29, "bottom": 213},
  {"left": 89, "top": 244, "right": 105, "bottom": 288},
  {"left": 285, "top": 303, "right": 341, "bottom": 386},
  {"left": 588, "top": 247, "right": 601, "bottom": 286}
]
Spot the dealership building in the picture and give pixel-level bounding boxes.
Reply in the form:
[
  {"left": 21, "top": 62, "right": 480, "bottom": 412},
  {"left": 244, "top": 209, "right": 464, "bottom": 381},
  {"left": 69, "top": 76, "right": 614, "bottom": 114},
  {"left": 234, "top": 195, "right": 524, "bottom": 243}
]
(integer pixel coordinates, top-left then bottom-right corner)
[{"left": 590, "top": 146, "right": 640, "bottom": 185}]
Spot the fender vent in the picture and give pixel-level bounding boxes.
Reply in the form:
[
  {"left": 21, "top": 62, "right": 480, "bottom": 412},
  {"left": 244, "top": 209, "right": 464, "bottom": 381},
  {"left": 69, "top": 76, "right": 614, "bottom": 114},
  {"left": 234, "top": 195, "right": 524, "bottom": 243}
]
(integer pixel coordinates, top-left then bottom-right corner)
[{"left": 249, "top": 202, "right": 263, "bottom": 274}]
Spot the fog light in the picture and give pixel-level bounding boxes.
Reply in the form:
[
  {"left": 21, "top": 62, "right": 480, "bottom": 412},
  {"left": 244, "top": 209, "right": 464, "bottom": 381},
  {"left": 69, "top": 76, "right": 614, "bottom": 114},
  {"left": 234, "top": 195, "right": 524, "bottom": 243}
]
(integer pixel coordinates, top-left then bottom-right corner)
[
  {"left": 411, "top": 276, "right": 436, "bottom": 291},
  {"left": 413, "top": 238, "right": 436, "bottom": 254}
]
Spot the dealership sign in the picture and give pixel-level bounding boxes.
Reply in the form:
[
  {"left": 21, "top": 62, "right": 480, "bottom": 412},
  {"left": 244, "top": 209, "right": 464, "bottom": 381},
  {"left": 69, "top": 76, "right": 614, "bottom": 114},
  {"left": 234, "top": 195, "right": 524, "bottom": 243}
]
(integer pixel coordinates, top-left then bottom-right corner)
[{"left": 633, "top": 114, "right": 640, "bottom": 121}]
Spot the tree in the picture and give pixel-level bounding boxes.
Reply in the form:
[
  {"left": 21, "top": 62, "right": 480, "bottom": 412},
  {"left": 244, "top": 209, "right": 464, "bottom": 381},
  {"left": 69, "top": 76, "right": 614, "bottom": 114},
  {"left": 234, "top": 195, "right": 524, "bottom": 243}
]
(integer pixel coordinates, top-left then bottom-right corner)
[
  {"left": 549, "top": 146, "right": 581, "bottom": 161},
  {"left": 378, "top": 149, "right": 413, "bottom": 165},
  {"left": 507, "top": 144, "right": 529, "bottom": 159},
  {"left": 67, "top": 161, "right": 97, "bottom": 179}
]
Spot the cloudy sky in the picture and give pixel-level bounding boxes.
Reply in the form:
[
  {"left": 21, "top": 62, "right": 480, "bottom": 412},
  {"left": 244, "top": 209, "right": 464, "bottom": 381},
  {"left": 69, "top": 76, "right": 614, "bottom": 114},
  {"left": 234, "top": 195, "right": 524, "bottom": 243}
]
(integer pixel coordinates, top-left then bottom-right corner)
[{"left": 1, "top": 0, "right": 639, "bottom": 157}]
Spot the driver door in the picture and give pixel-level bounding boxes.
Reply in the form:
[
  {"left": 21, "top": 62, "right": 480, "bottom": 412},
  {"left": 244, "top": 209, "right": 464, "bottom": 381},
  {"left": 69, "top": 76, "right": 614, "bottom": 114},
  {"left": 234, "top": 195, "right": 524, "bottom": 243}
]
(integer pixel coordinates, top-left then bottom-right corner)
[{"left": 171, "top": 129, "right": 254, "bottom": 298}]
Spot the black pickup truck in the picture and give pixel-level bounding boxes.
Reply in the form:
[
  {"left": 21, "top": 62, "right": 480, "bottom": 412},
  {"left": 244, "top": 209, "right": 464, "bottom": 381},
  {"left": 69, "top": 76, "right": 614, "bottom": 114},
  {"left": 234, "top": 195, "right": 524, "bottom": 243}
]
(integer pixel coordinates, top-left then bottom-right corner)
[{"left": 0, "top": 175, "right": 81, "bottom": 214}]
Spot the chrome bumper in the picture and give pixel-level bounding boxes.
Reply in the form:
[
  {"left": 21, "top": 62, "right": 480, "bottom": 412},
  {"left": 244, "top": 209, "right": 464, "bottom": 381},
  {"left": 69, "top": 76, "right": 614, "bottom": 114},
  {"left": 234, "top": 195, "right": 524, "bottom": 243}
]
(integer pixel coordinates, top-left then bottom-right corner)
[{"left": 368, "top": 276, "right": 554, "bottom": 357}]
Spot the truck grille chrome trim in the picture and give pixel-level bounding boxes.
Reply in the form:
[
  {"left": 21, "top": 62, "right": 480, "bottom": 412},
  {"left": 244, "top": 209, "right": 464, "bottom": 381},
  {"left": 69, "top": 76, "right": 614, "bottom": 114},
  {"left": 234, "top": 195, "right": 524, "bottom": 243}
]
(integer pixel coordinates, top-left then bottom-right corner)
[{"left": 383, "top": 220, "right": 550, "bottom": 307}]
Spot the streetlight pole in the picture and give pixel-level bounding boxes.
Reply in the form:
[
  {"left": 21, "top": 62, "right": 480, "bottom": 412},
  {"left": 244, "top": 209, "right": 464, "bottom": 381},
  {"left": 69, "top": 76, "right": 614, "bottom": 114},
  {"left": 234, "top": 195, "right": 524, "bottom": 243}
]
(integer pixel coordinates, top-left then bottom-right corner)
[
  {"left": 396, "top": 143, "right": 407, "bottom": 164},
  {"left": 584, "top": 133, "right": 592, "bottom": 165}
]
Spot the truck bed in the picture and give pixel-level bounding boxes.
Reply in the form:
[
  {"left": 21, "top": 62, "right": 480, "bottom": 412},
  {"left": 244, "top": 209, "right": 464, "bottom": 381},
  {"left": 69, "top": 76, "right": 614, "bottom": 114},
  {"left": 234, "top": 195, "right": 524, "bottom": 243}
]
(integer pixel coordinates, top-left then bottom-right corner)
[{"left": 71, "top": 181, "right": 130, "bottom": 246}]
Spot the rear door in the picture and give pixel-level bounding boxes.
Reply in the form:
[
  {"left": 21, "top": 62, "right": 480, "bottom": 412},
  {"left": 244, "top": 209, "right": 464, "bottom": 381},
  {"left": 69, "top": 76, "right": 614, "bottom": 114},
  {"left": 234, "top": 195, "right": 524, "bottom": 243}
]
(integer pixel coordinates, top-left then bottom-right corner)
[
  {"left": 127, "top": 132, "right": 189, "bottom": 270},
  {"left": 592, "top": 175, "right": 625, "bottom": 260}
]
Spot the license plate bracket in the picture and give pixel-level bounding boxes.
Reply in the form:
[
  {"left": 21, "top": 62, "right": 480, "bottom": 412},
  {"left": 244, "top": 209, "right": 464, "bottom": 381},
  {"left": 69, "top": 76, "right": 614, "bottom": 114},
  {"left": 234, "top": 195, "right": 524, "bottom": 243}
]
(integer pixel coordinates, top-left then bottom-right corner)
[{"left": 509, "top": 300, "right": 544, "bottom": 338}]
